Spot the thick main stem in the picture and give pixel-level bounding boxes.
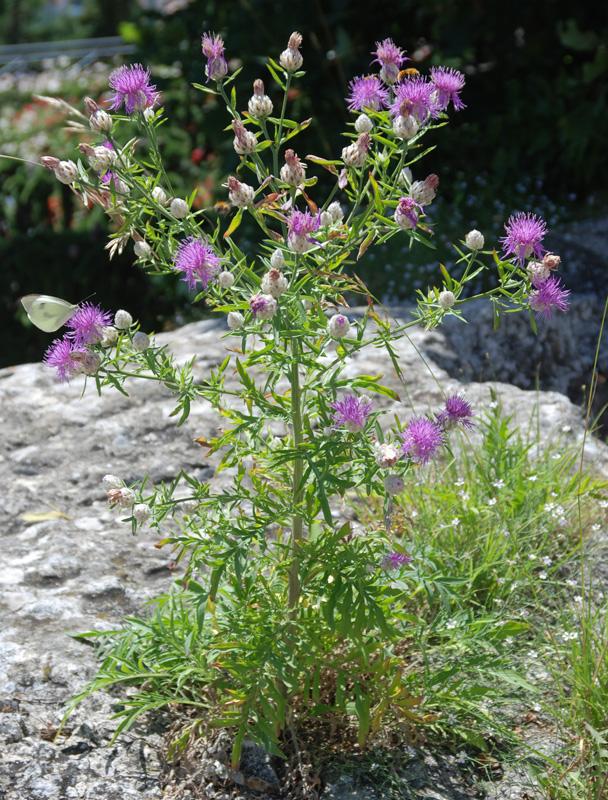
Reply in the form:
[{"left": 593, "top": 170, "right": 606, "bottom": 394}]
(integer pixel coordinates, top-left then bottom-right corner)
[{"left": 288, "top": 340, "right": 305, "bottom": 609}]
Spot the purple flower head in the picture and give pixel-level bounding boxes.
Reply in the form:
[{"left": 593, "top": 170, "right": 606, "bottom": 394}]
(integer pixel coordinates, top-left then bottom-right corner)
[
  {"left": 382, "top": 551, "right": 413, "bottom": 571},
  {"left": 391, "top": 77, "right": 438, "bottom": 123},
  {"left": 202, "top": 32, "right": 228, "bottom": 82},
  {"left": 529, "top": 276, "right": 571, "bottom": 319},
  {"left": 108, "top": 64, "right": 157, "bottom": 115},
  {"left": 174, "top": 237, "right": 221, "bottom": 291},
  {"left": 372, "top": 38, "right": 407, "bottom": 84},
  {"left": 501, "top": 212, "right": 547, "bottom": 263},
  {"left": 66, "top": 302, "right": 112, "bottom": 346},
  {"left": 401, "top": 417, "right": 444, "bottom": 463},
  {"left": 395, "top": 196, "right": 421, "bottom": 229},
  {"left": 331, "top": 394, "right": 373, "bottom": 433},
  {"left": 437, "top": 395, "right": 474, "bottom": 429},
  {"left": 430, "top": 67, "right": 466, "bottom": 111},
  {"left": 347, "top": 75, "right": 389, "bottom": 112},
  {"left": 44, "top": 337, "right": 86, "bottom": 382}
]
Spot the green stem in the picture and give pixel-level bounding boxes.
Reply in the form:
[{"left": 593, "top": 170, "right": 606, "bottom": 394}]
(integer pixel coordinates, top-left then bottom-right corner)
[
  {"left": 273, "top": 73, "right": 292, "bottom": 179},
  {"left": 288, "top": 336, "right": 305, "bottom": 610}
]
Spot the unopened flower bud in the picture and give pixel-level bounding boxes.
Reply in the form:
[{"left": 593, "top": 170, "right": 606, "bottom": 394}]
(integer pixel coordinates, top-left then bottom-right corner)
[
  {"left": 143, "top": 107, "right": 155, "bottom": 122},
  {"left": 152, "top": 186, "right": 168, "bottom": 206},
  {"left": 227, "top": 311, "right": 245, "bottom": 330},
  {"left": 54, "top": 160, "right": 78, "bottom": 185},
  {"left": 261, "top": 268, "right": 289, "bottom": 298},
  {"left": 438, "top": 290, "right": 456, "bottom": 309},
  {"left": 170, "top": 198, "right": 189, "bottom": 218},
  {"left": 543, "top": 252, "right": 561, "bottom": 270},
  {"left": 355, "top": 113, "right": 373, "bottom": 134},
  {"left": 132, "top": 331, "right": 150, "bottom": 351},
  {"left": 114, "top": 309, "right": 133, "bottom": 329},
  {"left": 103, "top": 474, "right": 123, "bottom": 490},
  {"left": 133, "top": 503, "right": 151, "bottom": 524},
  {"left": 393, "top": 115, "right": 418, "bottom": 140},
  {"left": 80, "top": 351, "right": 101, "bottom": 375},
  {"left": 320, "top": 211, "right": 332, "bottom": 227},
  {"left": 328, "top": 313, "right": 350, "bottom": 339},
  {"left": 342, "top": 133, "right": 370, "bottom": 168},
  {"left": 218, "top": 270, "right": 235, "bottom": 289},
  {"left": 249, "top": 292, "right": 278, "bottom": 320},
  {"left": 101, "top": 326, "right": 118, "bottom": 347},
  {"left": 90, "top": 109, "right": 112, "bottom": 132},
  {"left": 227, "top": 176, "right": 254, "bottom": 207},
  {"left": 40, "top": 156, "right": 61, "bottom": 171},
  {"left": 83, "top": 96, "right": 99, "bottom": 116},
  {"left": 327, "top": 201, "right": 344, "bottom": 224},
  {"left": 280, "top": 149, "right": 306, "bottom": 186},
  {"left": 411, "top": 174, "right": 438, "bottom": 206},
  {"left": 248, "top": 79, "right": 273, "bottom": 118},
  {"left": 375, "top": 442, "right": 401, "bottom": 468},
  {"left": 270, "top": 249, "right": 285, "bottom": 268},
  {"left": 280, "top": 32, "right": 303, "bottom": 72},
  {"left": 232, "top": 120, "right": 257, "bottom": 155},
  {"left": 107, "top": 486, "right": 135, "bottom": 507},
  {"left": 395, "top": 197, "right": 420, "bottom": 230},
  {"left": 134, "top": 240, "right": 152, "bottom": 259},
  {"left": 384, "top": 474, "right": 405, "bottom": 495},
  {"left": 85, "top": 144, "right": 115, "bottom": 172},
  {"left": 465, "top": 229, "right": 484, "bottom": 250},
  {"left": 527, "top": 261, "right": 550, "bottom": 286}
]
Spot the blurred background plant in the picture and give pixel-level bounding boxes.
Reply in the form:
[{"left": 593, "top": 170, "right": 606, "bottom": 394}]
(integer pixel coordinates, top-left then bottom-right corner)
[{"left": 2, "top": 0, "right": 607, "bottom": 367}]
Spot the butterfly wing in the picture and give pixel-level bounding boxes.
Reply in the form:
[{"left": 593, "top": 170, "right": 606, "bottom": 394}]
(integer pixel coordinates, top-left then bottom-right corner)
[{"left": 21, "top": 294, "right": 77, "bottom": 333}]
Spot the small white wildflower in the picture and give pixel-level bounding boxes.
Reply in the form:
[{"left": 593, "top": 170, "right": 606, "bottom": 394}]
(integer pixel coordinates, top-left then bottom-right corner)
[
  {"left": 487, "top": 497, "right": 497, "bottom": 506},
  {"left": 528, "top": 474, "right": 538, "bottom": 482},
  {"left": 114, "top": 309, "right": 133, "bottom": 329},
  {"left": 464, "top": 229, "right": 484, "bottom": 250},
  {"left": 170, "top": 198, "right": 189, "bottom": 218},
  {"left": 132, "top": 331, "right": 150, "bottom": 352},
  {"left": 542, "top": 556, "right": 553, "bottom": 566},
  {"left": 446, "top": 619, "right": 458, "bottom": 630},
  {"left": 538, "top": 571, "right": 548, "bottom": 580}
]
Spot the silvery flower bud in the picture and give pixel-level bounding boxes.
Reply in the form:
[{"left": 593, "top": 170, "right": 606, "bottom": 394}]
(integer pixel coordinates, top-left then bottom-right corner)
[
  {"left": 132, "top": 331, "right": 150, "bottom": 351},
  {"left": 107, "top": 486, "right": 135, "bottom": 507},
  {"left": 327, "top": 201, "right": 344, "bottom": 223},
  {"left": 133, "top": 503, "right": 151, "bottom": 524},
  {"left": 280, "top": 32, "right": 303, "bottom": 72},
  {"left": 270, "top": 249, "right": 285, "bottom": 268},
  {"left": 248, "top": 79, "right": 273, "bottom": 118},
  {"left": 320, "top": 211, "right": 332, "bottom": 227},
  {"left": 465, "top": 229, "right": 484, "bottom": 250},
  {"left": 342, "top": 133, "right": 370, "bottom": 168},
  {"left": 355, "top": 113, "right": 373, "bottom": 133},
  {"left": 438, "top": 290, "right": 456, "bottom": 310},
  {"left": 152, "top": 186, "right": 168, "bottom": 206},
  {"left": 218, "top": 270, "right": 235, "bottom": 289},
  {"left": 543, "top": 252, "right": 561, "bottom": 270},
  {"left": 227, "top": 176, "right": 254, "bottom": 207},
  {"left": 261, "top": 268, "right": 289, "bottom": 298},
  {"left": 384, "top": 474, "right": 405, "bottom": 495},
  {"left": 375, "top": 442, "right": 401, "bottom": 468},
  {"left": 102, "top": 474, "right": 123, "bottom": 490},
  {"left": 40, "top": 156, "right": 61, "bottom": 171},
  {"left": 54, "top": 160, "right": 78, "bottom": 185},
  {"left": 280, "top": 149, "right": 306, "bottom": 186},
  {"left": 134, "top": 240, "right": 152, "bottom": 259},
  {"left": 328, "top": 313, "right": 350, "bottom": 339},
  {"left": 250, "top": 293, "right": 278, "bottom": 320},
  {"left": 170, "top": 198, "right": 189, "bottom": 218},
  {"left": 393, "top": 115, "right": 418, "bottom": 140},
  {"left": 232, "top": 120, "right": 257, "bottom": 155},
  {"left": 80, "top": 351, "right": 101, "bottom": 375},
  {"left": 411, "top": 174, "right": 438, "bottom": 206},
  {"left": 87, "top": 145, "right": 115, "bottom": 172},
  {"left": 114, "top": 309, "right": 133, "bottom": 329},
  {"left": 527, "top": 261, "right": 550, "bottom": 286},
  {"left": 90, "top": 109, "right": 112, "bottom": 133},
  {"left": 227, "top": 311, "right": 245, "bottom": 330},
  {"left": 101, "top": 326, "right": 118, "bottom": 347}
]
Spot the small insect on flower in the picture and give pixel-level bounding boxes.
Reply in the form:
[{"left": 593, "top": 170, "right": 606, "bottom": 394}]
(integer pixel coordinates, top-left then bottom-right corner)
[
  {"left": 430, "top": 67, "right": 466, "bottom": 111},
  {"left": 528, "top": 276, "right": 571, "bottom": 318},
  {"left": 501, "top": 212, "right": 547, "bottom": 263},
  {"left": 174, "top": 238, "right": 221, "bottom": 291},
  {"left": 331, "top": 395, "right": 372, "bottom": 432},
  {"left": 437, "top": 395, "right": 474, "bottom": 429},
  {"left": 108, "top": 64, "right": 157, "bottom": 115},
  {"left": 66, "top": 303, "right": 112, "bottom": 346},
  {"left": 347, "top": 75, "right": 388, "bottom": 112},
  {"left": 401, "top": 417, "right": 444, "bottom": 463}
]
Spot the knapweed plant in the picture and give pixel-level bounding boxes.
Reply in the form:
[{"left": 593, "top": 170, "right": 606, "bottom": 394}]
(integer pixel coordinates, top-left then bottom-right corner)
[{"left": 21, "top": 32, "right": 572, "bottom": 762}]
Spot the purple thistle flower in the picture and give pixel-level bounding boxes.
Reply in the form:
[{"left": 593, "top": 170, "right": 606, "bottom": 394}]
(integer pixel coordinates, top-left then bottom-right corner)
[
  {"left": 430, "top": 67, "right": 466, "bottom": 111},
  {"left": 437, "top": 395, "right": 474, "bottom": 429},
  {"left": 382, "top": 551, "right": 413, "bottom": 570},
  {"left": 44, "top": 337, "right": 86, "bottom": 382},
  {"left": 529, "top": 276, "right": 571, "bottom": 319},
  {"left": 288, "top": 209, "right": 320, "bottom": 237},
  {"left": 174, "top": 238, "right": 221, "bottom": 291},
  {"left": 391, "top": 77, "right": 438, "bottom": 123},
  {"left": 401, "top": 417, "right": 444, "bottom": 463},
  {"left": 202, "top": 32, "right": 228, "bottom": 82},
  {"left": 108, "top": 64, "right": 157, "bottom": 115},
  {"left": 372, "top": 38, "right": 407, "bottom": 84},
  {"left": 347, "top": 75, "right": 389, "bottom": 112},
  {"left": 66, "top": 302, "right": 112, "bottom": 346},
  {"left": 501, "top": 212, "right": 547, "bottom": 263},
  {"left": 331, "top": 394, "right": 373, "bottom": 432}
]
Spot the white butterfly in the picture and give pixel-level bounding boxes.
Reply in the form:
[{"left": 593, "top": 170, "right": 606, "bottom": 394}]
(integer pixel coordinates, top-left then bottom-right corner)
[{"left": 21, "top": 294, "right": 78, "bottom": 333}]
